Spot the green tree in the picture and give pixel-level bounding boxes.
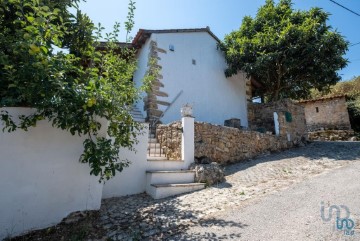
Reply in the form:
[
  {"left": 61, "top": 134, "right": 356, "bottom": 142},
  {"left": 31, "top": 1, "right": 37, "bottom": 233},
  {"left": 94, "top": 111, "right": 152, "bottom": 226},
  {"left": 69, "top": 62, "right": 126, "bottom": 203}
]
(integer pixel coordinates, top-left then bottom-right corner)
[
  {"left": 0, "top": 0, "right": 153, "bottom": 181},
  {"left": 220, "top": 0, "right": 348, "bottom": 102}
]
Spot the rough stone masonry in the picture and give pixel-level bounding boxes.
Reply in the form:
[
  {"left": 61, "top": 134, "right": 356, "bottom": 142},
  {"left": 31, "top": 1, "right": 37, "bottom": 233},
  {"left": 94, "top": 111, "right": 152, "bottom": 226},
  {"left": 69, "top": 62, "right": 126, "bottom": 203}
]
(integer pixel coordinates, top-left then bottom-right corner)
[{"left": 157, "top": 99, "right": 307, "bottom": 165}]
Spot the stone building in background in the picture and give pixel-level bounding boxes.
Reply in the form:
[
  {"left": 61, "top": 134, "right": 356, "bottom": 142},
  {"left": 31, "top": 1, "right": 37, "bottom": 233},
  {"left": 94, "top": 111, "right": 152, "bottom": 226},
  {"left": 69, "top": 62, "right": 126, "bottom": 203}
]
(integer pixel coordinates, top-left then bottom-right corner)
[
  {"left": 298, "top": 95, "right": 351, "bottom": 131},
  {"left": 156, "top": 99, "right": 308, "bottom": 165},
  {"left": 247, "top": 99, "right": 307, "bottom": 141}
]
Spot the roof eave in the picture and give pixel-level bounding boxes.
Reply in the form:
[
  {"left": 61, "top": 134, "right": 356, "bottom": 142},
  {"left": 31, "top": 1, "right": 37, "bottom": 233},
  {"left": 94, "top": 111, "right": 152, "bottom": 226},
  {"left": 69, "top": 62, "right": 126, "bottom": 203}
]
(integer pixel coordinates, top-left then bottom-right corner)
[
  {"left": 132, "top": 27, "right": 221, "bottom": 48},
  {"left": 298, "top": 95, "right": 347, "bottom": 104}
]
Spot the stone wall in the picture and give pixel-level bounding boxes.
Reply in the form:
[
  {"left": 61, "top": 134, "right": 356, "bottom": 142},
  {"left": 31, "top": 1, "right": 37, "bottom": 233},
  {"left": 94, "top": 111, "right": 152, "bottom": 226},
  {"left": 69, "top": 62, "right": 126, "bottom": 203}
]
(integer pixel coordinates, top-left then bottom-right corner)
[
  {"left": 194, "top": 122, "right": 294, "bottom": 164},
  {"left": 299, "top": 96, "right": 351, "bottom": 131},
  {"left": 156, "top": 99, "right": 308, "bottom": 164},
  {"left": 248, "top": 99, "right": 307, "bottom": 144},
  {"left": 308, "top": 130, "right": 356, "bottom": 141},
  {"left": 157, "top": 123, "right": 182, "bottom": 160},
  {"left": 157, "top": 121, "right": 305, "bottom": 165}
]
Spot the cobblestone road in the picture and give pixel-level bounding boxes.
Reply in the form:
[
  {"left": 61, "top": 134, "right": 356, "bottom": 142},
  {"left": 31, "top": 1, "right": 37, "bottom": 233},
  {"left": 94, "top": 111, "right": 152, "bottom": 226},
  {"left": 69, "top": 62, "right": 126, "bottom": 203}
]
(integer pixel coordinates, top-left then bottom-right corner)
[{"left": 98, "top": 142, "right": 360, "bottom": 240}]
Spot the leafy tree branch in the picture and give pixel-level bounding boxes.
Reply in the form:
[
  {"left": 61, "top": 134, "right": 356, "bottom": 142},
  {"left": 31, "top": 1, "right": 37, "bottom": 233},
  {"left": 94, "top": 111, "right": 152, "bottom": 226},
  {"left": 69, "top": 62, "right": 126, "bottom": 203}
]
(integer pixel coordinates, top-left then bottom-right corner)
[
  {"left": 0, "top": 0, "right": 152, "bottom": 182},
  {"left": 220, "top": 0, "right": 348, "bottom": 102}
]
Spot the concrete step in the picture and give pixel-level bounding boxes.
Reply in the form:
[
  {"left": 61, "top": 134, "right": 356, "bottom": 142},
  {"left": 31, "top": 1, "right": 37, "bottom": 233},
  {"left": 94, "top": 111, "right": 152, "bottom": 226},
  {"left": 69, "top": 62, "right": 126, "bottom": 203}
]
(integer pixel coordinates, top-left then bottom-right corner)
[
  {"left": 130, "top": 112, "right": 143, "bottom": 117},
  {"left": 132, "top": 114, "right": 144, "bottom": 119},
  {"left": 131, "top": 109, "right": 142, "bottom": 113},
  {"left": 146, "top": 170, "right": 195, "bottom": 186},
  {"left": 148, "top": 142, "right": 161, "bottom": 148},
  {"left": 146, "top": 158, "right": 185, "bottom": 171},
  {"left": 130, "top": 109, "right": 142, "bottom": 113},
  {"left": 147, "top": 156, "right": 168, "bottom": 161},
  {"left": 133, "top": 117, "right": 146, "bottom": 122},
  {"left": 148, "top": 138, "right": 158, "bottom": 143},
  {"left": 130, "top": 106, "right": 145, "bottom": 123},
  {"left": 147, "top": 183, "right": 205, "bottom": 199},
  {"left": 148, "top": 148, "right": 165, "bottom": 155}
]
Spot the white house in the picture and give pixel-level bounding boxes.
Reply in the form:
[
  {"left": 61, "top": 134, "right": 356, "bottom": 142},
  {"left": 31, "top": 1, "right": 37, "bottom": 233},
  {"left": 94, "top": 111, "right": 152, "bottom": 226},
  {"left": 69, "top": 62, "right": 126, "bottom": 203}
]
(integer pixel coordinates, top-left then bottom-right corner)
[
  {"left": 0, "top": 28, "right": 253, "bottom": 239},
  {"left": 132, "top": 27, "right": 251, "bottom": 127}
]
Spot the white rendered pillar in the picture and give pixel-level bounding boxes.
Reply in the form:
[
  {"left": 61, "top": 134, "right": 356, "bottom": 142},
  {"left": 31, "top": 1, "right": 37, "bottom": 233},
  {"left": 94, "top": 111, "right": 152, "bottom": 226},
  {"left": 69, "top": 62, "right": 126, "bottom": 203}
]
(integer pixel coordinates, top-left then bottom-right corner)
[
  {"left": 274, "top": 112, "right": 280, "bottom": 136},
  {"left": 182, "top": 116, "right": 195, "bottom": 167}
]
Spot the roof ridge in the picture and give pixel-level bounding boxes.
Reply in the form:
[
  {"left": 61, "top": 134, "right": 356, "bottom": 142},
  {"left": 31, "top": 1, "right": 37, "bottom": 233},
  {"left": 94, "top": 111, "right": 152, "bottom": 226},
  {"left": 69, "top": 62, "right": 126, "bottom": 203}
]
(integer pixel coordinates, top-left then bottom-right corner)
[
  {"left": 132, "top": 27, "right": 221, "bottom": 47},
  {"left": 298, "top": 94, "right": 346, "bottom": 103}
]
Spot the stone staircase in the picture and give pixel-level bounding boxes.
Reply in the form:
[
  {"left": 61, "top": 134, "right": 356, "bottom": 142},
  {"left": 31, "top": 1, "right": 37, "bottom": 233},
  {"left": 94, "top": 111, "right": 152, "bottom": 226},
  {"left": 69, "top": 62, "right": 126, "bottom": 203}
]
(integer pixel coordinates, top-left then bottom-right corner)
[
  {"left": 146, "top": 170, "right": 204, "bottom": 199},
  {"left": 146, "top": 162, "right": 205, "bottom": 199},
  {"left": 147, "top": 133, "right": 167, "bottom": 159},
  {"left": 130, "top": 106, "right": 146, "bottom": 123},
  {"left": 146, "top": 126, "right": 205, "bottom": 199},
  {"left": 130, "top": 106, "right": 204, "bottom": 199}
]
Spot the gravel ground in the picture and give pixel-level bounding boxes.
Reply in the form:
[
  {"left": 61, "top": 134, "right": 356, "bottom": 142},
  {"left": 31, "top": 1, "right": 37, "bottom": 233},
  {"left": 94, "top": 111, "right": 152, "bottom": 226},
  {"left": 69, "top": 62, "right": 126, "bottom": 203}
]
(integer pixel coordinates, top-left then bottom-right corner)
[
  {"left": 8, "top": 141, "right": 360, "bottom": 240},
  {"left": 175, "top": 147, "right": 360, "bottom": 240}
]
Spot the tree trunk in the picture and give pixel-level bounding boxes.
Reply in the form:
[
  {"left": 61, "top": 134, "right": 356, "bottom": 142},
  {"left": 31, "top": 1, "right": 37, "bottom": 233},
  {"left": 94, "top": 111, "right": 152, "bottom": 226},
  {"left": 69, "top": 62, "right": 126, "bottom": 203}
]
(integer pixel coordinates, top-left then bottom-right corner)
[{"left": 274, "top": 63, "right": 282, "bottom": 101}]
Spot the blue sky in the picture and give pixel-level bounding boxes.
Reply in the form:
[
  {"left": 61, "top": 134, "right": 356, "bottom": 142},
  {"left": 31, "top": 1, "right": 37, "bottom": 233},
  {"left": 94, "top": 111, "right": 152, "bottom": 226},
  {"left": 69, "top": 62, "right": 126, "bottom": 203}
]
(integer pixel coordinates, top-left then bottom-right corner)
[{"left": 78, "top": 0, "right": 360, "bottom": 81}]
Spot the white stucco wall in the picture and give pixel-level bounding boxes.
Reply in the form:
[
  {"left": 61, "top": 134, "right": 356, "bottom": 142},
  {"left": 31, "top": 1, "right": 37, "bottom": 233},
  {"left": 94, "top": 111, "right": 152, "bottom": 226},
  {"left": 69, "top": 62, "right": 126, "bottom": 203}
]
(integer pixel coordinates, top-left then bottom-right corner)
[
  {"left": 134, "top": 31, "right": 248, "bottom": 126},
  {"left": 102, "top": 124, "right": 149, "bottom": 198},
  {"left": 0, "top": 108, "right": 103, "bottom": 239}
]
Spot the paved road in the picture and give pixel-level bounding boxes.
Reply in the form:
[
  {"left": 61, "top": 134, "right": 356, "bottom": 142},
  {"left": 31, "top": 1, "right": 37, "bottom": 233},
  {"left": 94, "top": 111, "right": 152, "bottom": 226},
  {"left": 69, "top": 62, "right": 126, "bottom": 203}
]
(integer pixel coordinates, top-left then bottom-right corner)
[
  {"left": 12, "top": 142, "right": 360, "bottom": 240},
  {"left": 175, "top": 159, "right": 360, "bottom": 241},
  {"left": 98, "top": 142, "right": 358, "bottom": 240}
]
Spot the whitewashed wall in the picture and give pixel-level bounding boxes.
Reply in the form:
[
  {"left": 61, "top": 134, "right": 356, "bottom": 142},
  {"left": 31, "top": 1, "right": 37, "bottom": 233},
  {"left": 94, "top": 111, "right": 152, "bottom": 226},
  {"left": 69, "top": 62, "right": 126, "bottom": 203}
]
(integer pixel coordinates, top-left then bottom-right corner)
[
  {"left": 0, "top": 108, "right": 104, "bottom": 239},
  {"left": 134, "top": 31, "right": 248, "bottom": 127},
  {"left": 102, "top": 124, "right": 149, "bottom": 198}
]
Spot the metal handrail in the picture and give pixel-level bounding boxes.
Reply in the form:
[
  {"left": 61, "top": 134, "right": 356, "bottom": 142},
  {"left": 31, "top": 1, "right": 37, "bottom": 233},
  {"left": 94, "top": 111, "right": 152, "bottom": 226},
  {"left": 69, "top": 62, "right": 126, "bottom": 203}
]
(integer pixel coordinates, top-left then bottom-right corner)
[
  {"left": 147, "top": 90, "right": 183, "bottom": 159},
  {"left": 150, "top": 90, "right": 183, "bottom": 128}
]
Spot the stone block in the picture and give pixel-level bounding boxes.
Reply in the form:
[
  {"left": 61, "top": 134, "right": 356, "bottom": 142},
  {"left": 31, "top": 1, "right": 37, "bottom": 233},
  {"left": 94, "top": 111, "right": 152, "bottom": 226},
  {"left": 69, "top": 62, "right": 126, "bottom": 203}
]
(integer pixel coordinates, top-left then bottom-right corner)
[
  {"left": 189, "top": 162, "right": 225, "bottom": 186},
  {"left": 224, "top": 118, "right": 241, "bottom": 129}
]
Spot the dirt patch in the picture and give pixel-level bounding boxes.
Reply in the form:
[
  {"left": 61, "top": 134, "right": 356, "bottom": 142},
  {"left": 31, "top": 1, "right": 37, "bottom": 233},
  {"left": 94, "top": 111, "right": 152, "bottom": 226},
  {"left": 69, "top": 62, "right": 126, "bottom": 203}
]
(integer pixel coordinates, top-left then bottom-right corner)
[{"left": 6, "top": 211, "right": 106, "bottom": 241}]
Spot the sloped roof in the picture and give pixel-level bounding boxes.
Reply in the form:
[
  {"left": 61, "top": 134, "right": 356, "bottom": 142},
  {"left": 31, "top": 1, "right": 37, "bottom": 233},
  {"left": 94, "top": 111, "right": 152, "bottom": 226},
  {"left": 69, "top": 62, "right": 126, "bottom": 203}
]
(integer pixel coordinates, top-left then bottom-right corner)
[
  {"left": 132, "top": 27, "right": 221, "bottom": 47},
  {"left": 298, "top": 95, "right": 346, "bottom": 104}
]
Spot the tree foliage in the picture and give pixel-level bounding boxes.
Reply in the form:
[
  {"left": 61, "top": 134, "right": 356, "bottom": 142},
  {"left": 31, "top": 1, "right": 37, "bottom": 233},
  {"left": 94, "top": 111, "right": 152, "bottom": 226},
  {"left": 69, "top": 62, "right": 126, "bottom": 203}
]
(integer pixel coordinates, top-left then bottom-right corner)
[
  {"left": 220, "top": 0, "right": 348, "bottom": 102},
  {"left": 0, "top": 0, "right": 153, "bottom": 181}
]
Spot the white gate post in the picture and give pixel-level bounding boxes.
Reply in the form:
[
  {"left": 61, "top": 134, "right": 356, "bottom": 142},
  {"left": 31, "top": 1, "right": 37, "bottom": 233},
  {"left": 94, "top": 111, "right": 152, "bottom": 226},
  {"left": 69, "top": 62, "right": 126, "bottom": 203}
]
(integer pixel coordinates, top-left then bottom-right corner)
[
  {"left": 182, "top": 116, "right": 194, "bottom": 167},
  {"left": 181, "top": 105, "right": 195, "bottom": 167},
  {"left": 274, "top": 112, "right": 280, "bottom": 136}
]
